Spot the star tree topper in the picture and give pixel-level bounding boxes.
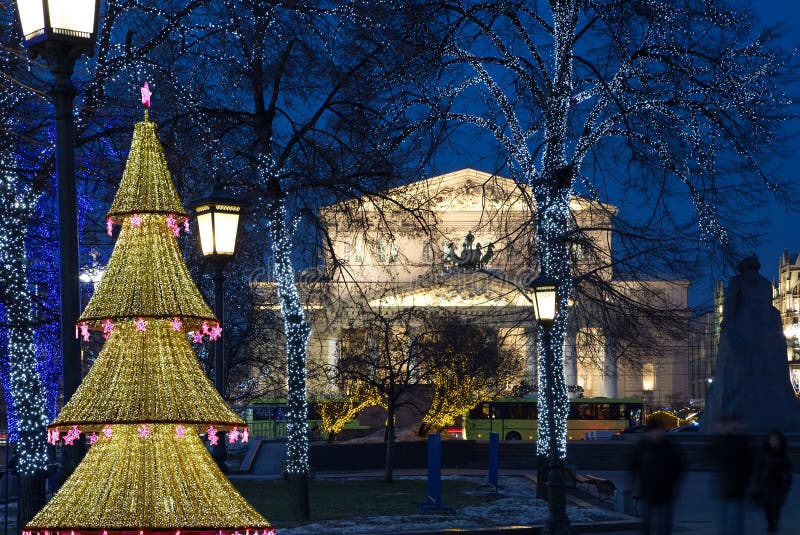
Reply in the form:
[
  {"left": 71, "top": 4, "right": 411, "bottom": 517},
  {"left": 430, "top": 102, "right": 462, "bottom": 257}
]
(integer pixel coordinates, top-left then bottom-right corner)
[{"left": 141, "top": 81, "right": 152, "bottom": 108}]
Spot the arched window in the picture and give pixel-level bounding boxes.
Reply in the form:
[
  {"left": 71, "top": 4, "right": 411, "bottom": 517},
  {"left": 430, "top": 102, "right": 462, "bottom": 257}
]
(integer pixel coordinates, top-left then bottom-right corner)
[{"left": 642, "top": 363, "right": 655, "bottom": 391}]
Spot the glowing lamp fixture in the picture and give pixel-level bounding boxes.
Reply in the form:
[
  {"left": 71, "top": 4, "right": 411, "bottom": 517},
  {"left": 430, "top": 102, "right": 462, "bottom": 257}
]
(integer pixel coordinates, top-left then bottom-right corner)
[
  {"left": 16, "top": 0, "right": 100, "bottom": 48},
  {"left": 188, "top": 188, "right": 243, "bottom": 257},
  {"left": 528, "top": 274, "right": 558, "bottom": 327}
]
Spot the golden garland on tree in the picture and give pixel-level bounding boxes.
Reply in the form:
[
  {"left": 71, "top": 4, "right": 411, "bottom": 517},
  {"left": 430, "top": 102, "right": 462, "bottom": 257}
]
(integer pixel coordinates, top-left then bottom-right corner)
[{"left": 25, "top": 83, "right": 273, "bottom": 535}]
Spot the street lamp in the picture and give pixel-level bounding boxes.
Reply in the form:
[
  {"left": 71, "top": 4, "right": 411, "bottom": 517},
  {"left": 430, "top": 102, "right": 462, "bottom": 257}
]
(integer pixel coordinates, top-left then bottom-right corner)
[
  {"left": 529, "top": 276, "right": 557, "bottom": 327},
  {"left": 188, "top": 187, "right": 243, "bottom": 472},
  {"left": 16, "top": 0, "right": 101, "bottom": 484},
  {"left": 528, "top": 274, "right": 571, "bottom": 534}
]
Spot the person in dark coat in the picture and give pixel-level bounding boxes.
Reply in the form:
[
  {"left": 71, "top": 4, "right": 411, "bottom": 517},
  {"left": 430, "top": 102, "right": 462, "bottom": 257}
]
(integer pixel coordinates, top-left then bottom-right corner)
[
  {"left": 712, "top": 417, "right": 754, "bottom": 535},
  {"left": 631, "top": 421, "right": 685, "bottom": 535},
  {"left": 758, "top": 431, "right": 792, "bottom": 533}
]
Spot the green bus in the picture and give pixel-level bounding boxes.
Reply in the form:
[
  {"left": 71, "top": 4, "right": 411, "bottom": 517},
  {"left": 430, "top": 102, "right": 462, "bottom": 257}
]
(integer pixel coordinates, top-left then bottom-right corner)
[
  {"left": 464, "top": 397, "right": 644, "bottom": 441},
  {"left": 241, "top": 399, "right": 368, "bottom": 441}
]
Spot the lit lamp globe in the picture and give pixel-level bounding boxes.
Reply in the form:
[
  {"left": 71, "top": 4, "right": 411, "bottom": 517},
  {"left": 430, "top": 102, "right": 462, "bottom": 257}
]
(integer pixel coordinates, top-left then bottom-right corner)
[
  {"left": 189, "top": 188, "right": 243, "bottom": 260},
  {"left": 17, "top": 0, "right": 100, "bottom": 53},
  {"left": 529, "top": 274, "right": 558, "bottom": 327}
]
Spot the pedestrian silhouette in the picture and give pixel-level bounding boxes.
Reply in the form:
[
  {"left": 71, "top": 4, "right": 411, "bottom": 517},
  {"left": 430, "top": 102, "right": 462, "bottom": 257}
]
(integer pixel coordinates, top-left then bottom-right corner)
[
  {"left": 631, "top": 420, "right": 685, "bottom": 535},
  {"left": 711, "top": 416, "right": 754, "bottom": 535},
  {"left": 758, "top": 431, "right": 792, "bottom": 533}
]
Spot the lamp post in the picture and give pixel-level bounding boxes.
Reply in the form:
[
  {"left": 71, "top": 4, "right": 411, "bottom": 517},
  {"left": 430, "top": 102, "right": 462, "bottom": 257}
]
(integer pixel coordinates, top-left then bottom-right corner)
[
  {"left": 189, "top": 187, "right": 243, "bottom": 472},
  {"left": 16, "top": 0, "right": 101, "bottom": 484},
  {"left": 529, "top": 274, "right": 570, "bottom": 534}
]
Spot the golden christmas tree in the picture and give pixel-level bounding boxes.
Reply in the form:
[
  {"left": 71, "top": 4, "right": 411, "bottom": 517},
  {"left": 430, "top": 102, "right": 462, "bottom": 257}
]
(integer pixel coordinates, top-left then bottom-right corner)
[{"left": 25, "top": 84, "right": 273, "bottom": 535}]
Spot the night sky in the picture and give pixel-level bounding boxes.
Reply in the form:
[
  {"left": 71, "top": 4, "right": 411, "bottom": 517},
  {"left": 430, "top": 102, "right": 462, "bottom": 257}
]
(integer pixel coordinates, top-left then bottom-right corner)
[{"left": 745, "top": 1, "right": 800, "bottom": 302}]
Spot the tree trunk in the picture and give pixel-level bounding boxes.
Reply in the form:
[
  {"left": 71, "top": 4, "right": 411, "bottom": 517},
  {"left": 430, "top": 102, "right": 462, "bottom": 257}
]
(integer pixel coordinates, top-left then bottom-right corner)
[
  {"left": 536, "top": 453, "right": 549, "bottom": 500},
  {"left": 268, "top": 195, "right": 312, "bottom": 521},
  {"left": 288, "top": 472, "right": 310, "bottom": 522},
  {"left": 17, "top": 472, "right": 44, "bottom": 530},
  {"left": 417, "top": 422, "right": 431, "bottom": 438},
  {"left": 384, "top": 403, "right": 395, "bottom": 483}
]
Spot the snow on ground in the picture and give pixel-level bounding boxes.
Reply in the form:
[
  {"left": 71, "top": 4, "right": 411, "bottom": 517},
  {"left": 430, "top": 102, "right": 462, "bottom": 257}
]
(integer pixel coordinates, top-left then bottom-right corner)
[{"left": 278, "top": 475, "right": 627, "bottom": 534}]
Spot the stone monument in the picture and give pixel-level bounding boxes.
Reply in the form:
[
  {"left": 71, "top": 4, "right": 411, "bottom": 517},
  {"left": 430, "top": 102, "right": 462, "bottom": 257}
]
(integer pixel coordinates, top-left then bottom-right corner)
[{"left": 702, "top": 255, "right": 800, "bottom": 432}]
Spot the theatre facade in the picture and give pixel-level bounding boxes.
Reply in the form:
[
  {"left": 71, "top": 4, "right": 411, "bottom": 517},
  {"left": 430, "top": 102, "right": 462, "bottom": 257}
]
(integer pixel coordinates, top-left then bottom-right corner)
[{"left": 257, "top": 168, "right": 691, "bottom": 409}]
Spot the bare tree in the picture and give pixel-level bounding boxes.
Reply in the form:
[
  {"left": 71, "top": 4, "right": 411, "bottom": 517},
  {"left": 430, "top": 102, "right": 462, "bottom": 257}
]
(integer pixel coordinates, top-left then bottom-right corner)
[{"left": 427, "top": 1, "right": 796, "bottom": 530}]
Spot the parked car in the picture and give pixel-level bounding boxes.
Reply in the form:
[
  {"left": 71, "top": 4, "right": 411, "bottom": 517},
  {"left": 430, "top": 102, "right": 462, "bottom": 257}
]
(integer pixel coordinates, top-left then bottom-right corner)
[
  {"left": 670, "top": 420, "right": 701, "bottom": 432},
  {"left": 612, "top": 424, "right": 646, "bottom": 439}
]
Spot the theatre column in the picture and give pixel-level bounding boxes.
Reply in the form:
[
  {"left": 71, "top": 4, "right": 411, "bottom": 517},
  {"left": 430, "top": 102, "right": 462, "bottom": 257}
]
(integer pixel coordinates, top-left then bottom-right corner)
[
  {"left": 603, "top": 335, "right": 618, "bottom": 398},
  {"left": 326, "top": 330, "right": 341, "bottom": 393},
  {"left": 563, "top": 329, "right": 578, "bottom": 396},
  {"left": 525, "top": 327, "right": 538, "bottom": 390}
]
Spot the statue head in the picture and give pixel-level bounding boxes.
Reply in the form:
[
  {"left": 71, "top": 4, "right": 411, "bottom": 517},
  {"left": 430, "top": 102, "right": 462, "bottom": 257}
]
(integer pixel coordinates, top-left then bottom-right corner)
[{"left": 736, "top": 255, "right": 760, "bottom": 274}]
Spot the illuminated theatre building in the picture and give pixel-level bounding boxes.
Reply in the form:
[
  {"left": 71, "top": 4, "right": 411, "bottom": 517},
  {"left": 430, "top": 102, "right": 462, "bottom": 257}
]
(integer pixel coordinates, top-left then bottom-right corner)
[{"left": 260, "top": 169, "right": 690, "bottom": 410}]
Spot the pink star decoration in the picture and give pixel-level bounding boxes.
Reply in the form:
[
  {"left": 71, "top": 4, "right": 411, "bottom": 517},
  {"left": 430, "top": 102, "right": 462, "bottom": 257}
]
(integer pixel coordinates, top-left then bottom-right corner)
[
  {"left": 141, "top": 82, "right": 152, "bottom": 108},
  {"left": 201, "top": 321, "right": 211, "bottom": 335},
  {"left": 48, "top": 428, "right": 60, "bottom": 445},
  {"left": 175, "top": 424, "right": 186, "bottom": 438},
  {"left": 103, "top": 318, "right": 115, "bottom": 339},
  {"left": 131, "top": 213, "right": 142, "bottom": 228},
  {"left": 228, "top": 427, "right": 239, "bottom": 444},
  {"left": 242, "top": 427, "right": 249, "bottom": 443},
  {"left": 171, "top": 316, "right": 183, "bottom": 331},
  {"left": 209, "top": 324, "right": 223, "bottom": 341},
  {"left": 166, "top": 213, "right": 181, "bottom": 237},
  {"left": 88, "top": 432, "right": 99, "bottom": 445},
  {"left": 135, "top": 317, "right": 147, "bottom": 332},
  {"left": 63, "top": 426, "right": 80, "bottom": 445},
  {"left": 103, "top": 424, "right": 113, "bottom": 439},
  {"left": 183, "top": 218, "right": 191, "bottom": 233},
  {"left": 207, "top": 425, "right": 219, "bottom": 446},
  {"left": 138, "top": 424, "right": 151, "bottom": 438},
  {"left": 106, "top": 217, "right": 114, "bottom": 236},
  {"left": 191, "top": 331, "right": 204, "bottom": 344},
  {"left": 80, "top": 322, "right": 90, "bottom": 342}
]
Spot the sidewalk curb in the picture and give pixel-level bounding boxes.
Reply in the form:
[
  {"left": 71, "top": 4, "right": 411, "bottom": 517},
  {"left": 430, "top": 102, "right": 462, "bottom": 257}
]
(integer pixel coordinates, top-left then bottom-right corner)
[{"left": 405, "top": 519, "right": 640, "bottom": 534}]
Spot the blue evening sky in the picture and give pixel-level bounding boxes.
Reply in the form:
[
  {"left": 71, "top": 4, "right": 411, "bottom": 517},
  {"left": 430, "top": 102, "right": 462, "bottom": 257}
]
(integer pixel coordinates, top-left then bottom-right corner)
[{"left": 747, "top": 1, "right": 800, "bottom": 300}]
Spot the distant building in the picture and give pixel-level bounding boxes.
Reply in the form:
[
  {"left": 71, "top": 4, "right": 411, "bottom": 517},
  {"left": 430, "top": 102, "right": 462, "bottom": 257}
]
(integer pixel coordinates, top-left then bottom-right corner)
[
  {"left": 773, "top": 250, "right": 800, "bottom": 393},
  {"left": 688, "top": 282, "right": 723, "bottom": 408}
]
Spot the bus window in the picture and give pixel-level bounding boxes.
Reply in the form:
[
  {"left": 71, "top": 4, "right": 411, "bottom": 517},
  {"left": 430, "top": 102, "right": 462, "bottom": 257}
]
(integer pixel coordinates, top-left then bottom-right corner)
[
  {"left": 469, "top": 403, "right": 491, "bottom": 420},
  {"left": 596, "top": 403, "right": 611, "bottom": 420},
  {"left": 571, "top": 403, "right": 596, "bottom": 420}
]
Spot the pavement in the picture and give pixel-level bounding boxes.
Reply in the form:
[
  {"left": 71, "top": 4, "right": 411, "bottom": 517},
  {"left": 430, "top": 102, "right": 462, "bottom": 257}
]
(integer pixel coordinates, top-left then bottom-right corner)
[
  {"left": 587, "top": 470, "right": 800, "bottom": 534},
  {"left": 300, "top": 468, "right": 800, "bottom": 534}
]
